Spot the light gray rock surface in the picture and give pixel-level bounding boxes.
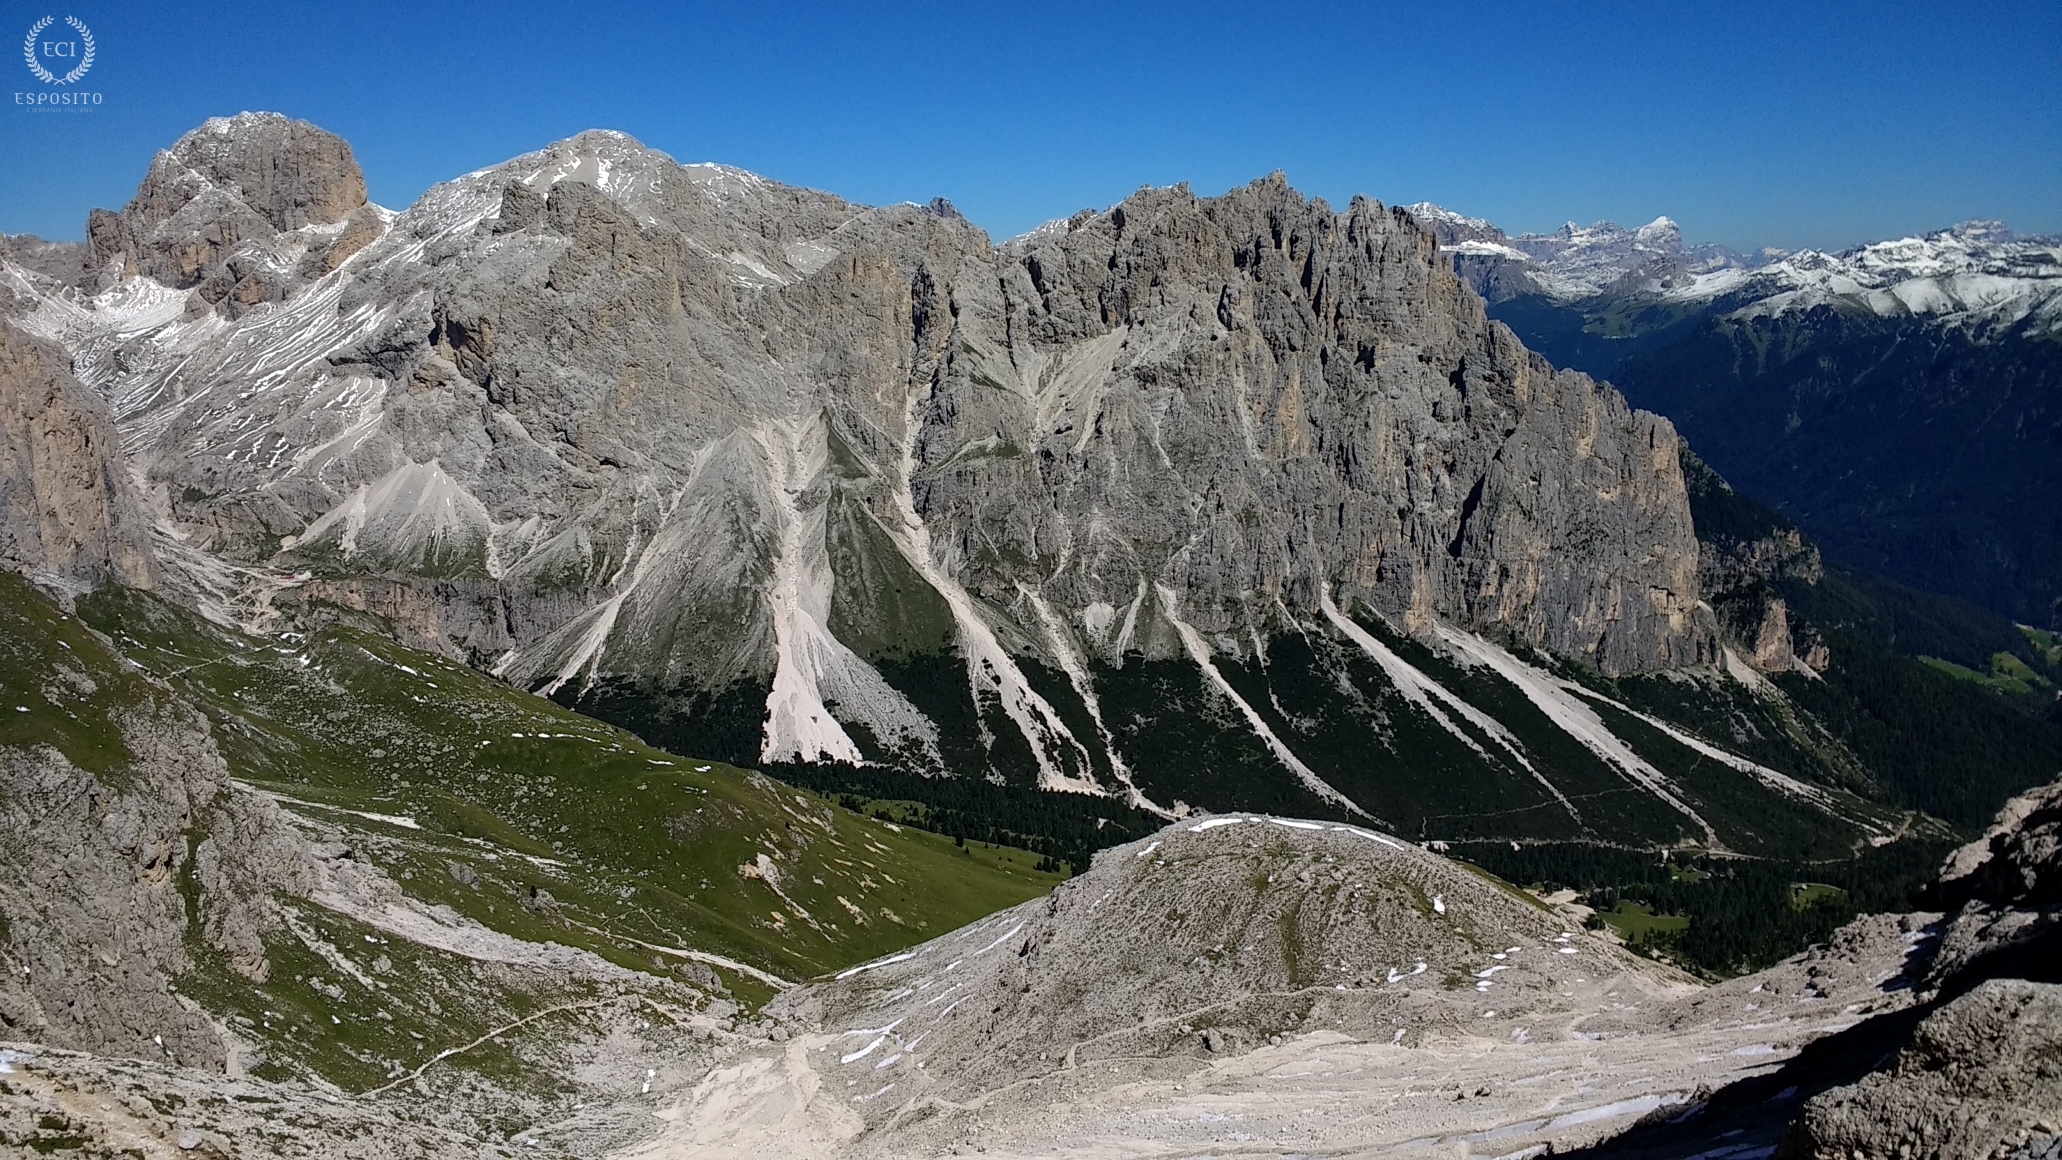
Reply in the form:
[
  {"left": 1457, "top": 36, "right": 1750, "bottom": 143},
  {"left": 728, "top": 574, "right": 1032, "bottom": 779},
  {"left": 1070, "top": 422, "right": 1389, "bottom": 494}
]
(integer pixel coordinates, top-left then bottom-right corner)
[
  {"left": 775, "top": 813, "right": 1680, "bottom": 1114},
  {"left": 1939, "top": 775, "right": 2062, "bottom": 908},
  {"left": 628, "top": 815, "right": 1939, "bottom": 1160},
  {"left": 84, "top": 112, "right": 376, "bottom": 314},
  {"left": 1778, "top": 979, "right": 2062, "bottom": 1160},
  {"left": 0, "top": 322, "right": 154, "bottom": 590}
]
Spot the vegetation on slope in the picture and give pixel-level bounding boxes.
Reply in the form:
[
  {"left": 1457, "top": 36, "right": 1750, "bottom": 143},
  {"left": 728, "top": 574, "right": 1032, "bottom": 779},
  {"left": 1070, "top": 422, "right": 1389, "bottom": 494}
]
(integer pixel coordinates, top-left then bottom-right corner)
[
  {"left": 74, "top": 585, "right": 1065, "bottom": 987},
  {"left": 1454, "top": 839, "right": 1952, "bottom": 978}
]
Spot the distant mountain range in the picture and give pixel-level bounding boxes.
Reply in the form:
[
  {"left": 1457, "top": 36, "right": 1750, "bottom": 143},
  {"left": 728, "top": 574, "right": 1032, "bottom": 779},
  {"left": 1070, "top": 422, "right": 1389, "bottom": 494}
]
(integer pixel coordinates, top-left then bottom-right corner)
[
  {"left": 1410, "top": 204, "right": 2062, "bottom": 631},
  {"left": 1404, "top": 203, "right": 1758, "bottom": 301}
]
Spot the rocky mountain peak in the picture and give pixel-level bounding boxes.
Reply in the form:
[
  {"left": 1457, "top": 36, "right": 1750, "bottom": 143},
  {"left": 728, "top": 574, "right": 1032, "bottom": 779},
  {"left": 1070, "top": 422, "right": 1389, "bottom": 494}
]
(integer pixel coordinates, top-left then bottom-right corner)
[
  {"left": 1403, "top": 201, "right": 1507, "bottom": 248},
  {"left": 82, "top": 112, "right": 377, "bottom": 311},
  {"left": 162, "top": 111, "right": 367, "bottom": 232},
  {"left": 80, "top": 110, "right": 379, "bottom": 311},
  {"left": 1943, "top": 218, "right": 2013, "bottom": 242},
  {"left": 1634, "top": 214, "right": 1682, "bottom": 245}
]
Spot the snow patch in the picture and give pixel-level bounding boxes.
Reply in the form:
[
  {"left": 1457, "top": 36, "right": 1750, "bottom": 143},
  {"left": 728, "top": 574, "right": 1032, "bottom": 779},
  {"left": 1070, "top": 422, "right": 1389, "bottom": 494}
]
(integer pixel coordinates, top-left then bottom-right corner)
[
  {"left": 834, "top": 953, "right": 917, "bottom": 981},
  {"left": 971, "top": 923, "right": 1025, "bottom": 957}
]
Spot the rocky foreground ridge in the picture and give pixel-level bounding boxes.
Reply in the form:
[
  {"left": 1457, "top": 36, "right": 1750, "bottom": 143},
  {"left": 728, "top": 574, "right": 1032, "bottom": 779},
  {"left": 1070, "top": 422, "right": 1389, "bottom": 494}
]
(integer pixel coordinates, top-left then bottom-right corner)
[
  {"left": 0, "top": 776, "right": 2034, "bottom": 1158},
  {"left": 626, "top": 782, "right": 2062, "bottom": 1159}
]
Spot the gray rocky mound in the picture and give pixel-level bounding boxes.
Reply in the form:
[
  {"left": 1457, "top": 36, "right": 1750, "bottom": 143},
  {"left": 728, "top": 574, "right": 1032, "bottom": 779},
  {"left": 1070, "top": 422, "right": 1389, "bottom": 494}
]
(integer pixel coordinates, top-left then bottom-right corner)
[
  {"left": 734, "top": 814, "right": 1691, "bottom": 1151},
  {"left": 637, "top": 816, "right": 1932, "bottom": 1159},
  {"left": 1778, "top": 978, "right": 2062, "bottom": 1160}
]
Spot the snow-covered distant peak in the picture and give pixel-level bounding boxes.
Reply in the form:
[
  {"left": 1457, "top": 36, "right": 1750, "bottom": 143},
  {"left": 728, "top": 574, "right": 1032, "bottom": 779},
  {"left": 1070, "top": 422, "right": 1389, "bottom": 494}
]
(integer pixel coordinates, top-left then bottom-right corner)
[
  {"left": 1659, "top": 221, "right": 2062, "bottom": 333},
  {"left": 1443, "top": 239, "right": 1531, "bottom": 260},
  {"left": 513, "top": 130, "right": 680, "bottom": 195},
  {"left": 1943, "top": 219, "right": 2013, "bottom": 242},
  {"left": 1404, "top": 202, "right": 1495, "bottom": 233},
  {"left": 1634, "top": 216, "right": 1681, "bottom": 244},
  {"left": 1404, "top": 202, "right": 2055, "bottom": 329},
  {"left": 1000, "top": 217, "right": 1072, "bottom": 255},
  {"left": 1409, "top": 203, "right": 1753, "bottom": 300}
]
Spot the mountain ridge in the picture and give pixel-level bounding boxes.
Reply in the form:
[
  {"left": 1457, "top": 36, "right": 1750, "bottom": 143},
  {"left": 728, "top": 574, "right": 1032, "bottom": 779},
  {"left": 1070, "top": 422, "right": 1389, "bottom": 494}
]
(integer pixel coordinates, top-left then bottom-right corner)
[
  {"left": 4, "top": 114, "right": 1784, "bottom": 841},
  {"left": 0, "top": 112, "right": 2057, "bottom": 1160},
  {"left": 2, "top": 112, "right": 2052, "bottom": 871}
]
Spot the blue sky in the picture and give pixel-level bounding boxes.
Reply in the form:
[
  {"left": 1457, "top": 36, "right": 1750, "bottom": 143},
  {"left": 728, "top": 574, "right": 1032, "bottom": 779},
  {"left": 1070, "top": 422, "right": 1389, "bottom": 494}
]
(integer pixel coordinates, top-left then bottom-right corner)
[{"left": 3, "top": 0, "right": 2056, "bottom": 251}]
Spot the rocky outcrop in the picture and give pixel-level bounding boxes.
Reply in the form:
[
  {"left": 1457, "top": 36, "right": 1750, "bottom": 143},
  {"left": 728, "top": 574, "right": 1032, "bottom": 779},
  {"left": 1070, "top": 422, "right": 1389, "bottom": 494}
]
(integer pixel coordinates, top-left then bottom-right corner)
[
  {"left": 774, "top": 815, "right": 1675, "bottom": 1112},
  {"left": 1920, "top": 777, "right": 2062, "bottom": 993},
  {"left": 0, "top": 323, "right": 153, "bottom": 590},
  {"left": 1938, "top": 773, "right": 2062, "bottom": 909},
  {"left": 1769, "top": 777, "right": 2062, "bottom": 1159},
  {"left": 1680, "top": 447, "right": 1826, "bottom": 673},
  {"left": 928, "top": 176, "right": 1707, "bottom": 675},
  {"left": 0, "top": 234, "right": 88, "bottom": 288},
  {"left": 85, "top": 112, "right": 374, "bottom": 314},
  {"left": 1779, "top": 978, "right": 2062, "bottom": 1160},
  {"left": 0, "top": 578, "right": 308, "bottom": 1069}
]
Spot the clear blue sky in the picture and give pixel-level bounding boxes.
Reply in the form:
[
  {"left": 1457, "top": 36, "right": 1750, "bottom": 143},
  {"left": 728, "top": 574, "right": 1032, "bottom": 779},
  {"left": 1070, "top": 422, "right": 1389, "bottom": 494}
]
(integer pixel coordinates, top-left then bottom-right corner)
[{"left": 3, "top": 0, "right": 2056, "bottom": 252}]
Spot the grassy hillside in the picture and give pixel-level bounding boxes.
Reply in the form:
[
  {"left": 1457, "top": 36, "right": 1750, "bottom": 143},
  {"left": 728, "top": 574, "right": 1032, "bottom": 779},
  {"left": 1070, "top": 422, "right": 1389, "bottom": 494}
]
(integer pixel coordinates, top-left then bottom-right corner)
[
  {"left": 0, "top": 573, "right": 1068, "bottom": 1109},
  {"left": 74, "top": 584, "right": 1064, "bottom": 989}
]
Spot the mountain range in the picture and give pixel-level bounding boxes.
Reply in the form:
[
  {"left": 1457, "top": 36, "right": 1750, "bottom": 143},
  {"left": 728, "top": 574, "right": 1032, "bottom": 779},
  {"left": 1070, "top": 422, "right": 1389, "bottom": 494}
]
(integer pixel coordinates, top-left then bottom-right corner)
[
  {"left": 1411, "top": 202, "right": 2062, "bottom": 632},
  {"left": 0, "top": 111, "right": 2057, "bottom": 1158},
  {"left": 9, "top": 113, "right": 2055, "bottom": 868}
]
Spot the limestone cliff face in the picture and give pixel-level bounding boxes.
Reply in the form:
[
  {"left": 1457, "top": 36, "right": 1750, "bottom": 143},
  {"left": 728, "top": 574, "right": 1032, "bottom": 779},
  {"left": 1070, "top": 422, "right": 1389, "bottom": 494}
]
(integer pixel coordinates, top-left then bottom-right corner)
[
  {"left": 10, "top": 119, "right": 1738, "bottom": 808},
  {"left": 336, "top": 158, "right": 1703, "bottom": 685},
  {"left": 85, "top": 112, "right": 377, "bottom": 314},
  {"left": 0, "top": 323, "right": 153, "bottom": 590},
  {"left": 1680, "top": 447, "right": 1825, "bottom": 673},
  {"left": 932, "top": 179, "right": 1704, "bottom": 674}
]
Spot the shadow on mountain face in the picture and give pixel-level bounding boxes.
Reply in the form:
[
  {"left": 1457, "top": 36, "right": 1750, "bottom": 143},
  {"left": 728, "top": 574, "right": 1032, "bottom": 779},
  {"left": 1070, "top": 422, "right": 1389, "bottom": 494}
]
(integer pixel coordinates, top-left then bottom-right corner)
[{"left": 1553, "top": 1002, "right": 1934, "bottom": 1160}]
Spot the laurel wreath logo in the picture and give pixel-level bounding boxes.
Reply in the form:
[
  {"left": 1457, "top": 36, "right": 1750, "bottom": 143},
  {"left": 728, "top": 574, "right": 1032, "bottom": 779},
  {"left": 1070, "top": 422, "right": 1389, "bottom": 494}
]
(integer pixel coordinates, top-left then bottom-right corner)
[{"left": 22, "top": 15, "right": 94, "bottom": 85}]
